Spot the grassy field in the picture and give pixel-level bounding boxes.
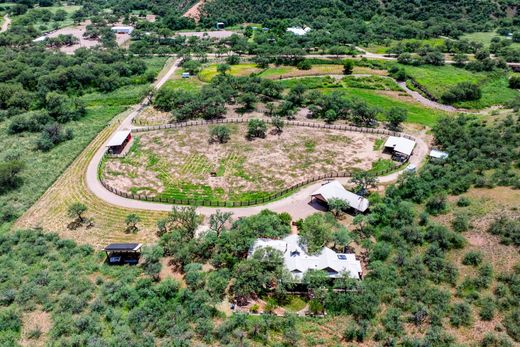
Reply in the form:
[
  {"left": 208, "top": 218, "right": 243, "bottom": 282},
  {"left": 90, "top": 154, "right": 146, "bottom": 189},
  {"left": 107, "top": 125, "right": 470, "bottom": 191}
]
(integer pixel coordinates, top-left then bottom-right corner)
[
  {"left": 4, "top": 58, "right": 167, "bottom": 237},
  {"left": 363, "top": 38, "right": 446, "bottom": 54},
  {"left": 461, "top": 31, "right": 520, "bottom": 49},
  {"left": 11, "top": 4, "right": 81, "bottom": 31},
  {"left": 400, "top": 64, "right": 519, "bottom": 109},
  {"left": 198, "top": 63, "right": 262, "bottom": 82},
  {"left": 322, "top": 87, "right": 448, "bottom": 127}
]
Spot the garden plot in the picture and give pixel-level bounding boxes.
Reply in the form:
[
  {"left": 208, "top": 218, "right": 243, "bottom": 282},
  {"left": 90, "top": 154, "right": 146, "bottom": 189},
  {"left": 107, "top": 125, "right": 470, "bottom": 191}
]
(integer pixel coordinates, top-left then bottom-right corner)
[{"left": 103, "top": 124, "right": 388, "bottom": 202}]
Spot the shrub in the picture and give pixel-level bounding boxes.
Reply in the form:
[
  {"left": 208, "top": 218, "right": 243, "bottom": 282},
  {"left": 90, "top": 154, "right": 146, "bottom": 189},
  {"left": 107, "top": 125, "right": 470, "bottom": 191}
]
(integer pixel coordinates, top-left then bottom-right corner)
[
  {"left": 225, "top": 55, "right": 240, "bottom": 65},
  {"left": 36, "top": 123, "right": 73, "bottom": 151},
  {"left": 480, "top": 333, "right": 513, "bottom": 347},
  {"left": 504, "top": 309, "right": 520, "bottom": 342},
  {"left": 457, "top": 196, "right": 471, "bottom": 207},
  {"left": 425, "top": 193, "right": 448, "bottom": 215},
  {"left": 209, "top": 125, "right": 231, "bottom": 144},
  {"left": 450, "top": 302, "right": 473, "bottom": 327},
  {"left": 508, "top": 75, "right": 520, "bottom": 89},
  {"left": 479, "top": 297, "right": 495, "bottom": 321},
  {"left": 0, "top": 160, "right": 25, "bottom": 194},
  {"left": 462, "top": 251, "right": 483, "bottom": 266},
  {"left": 441, "top": 82, "right": 481, "bottom": 104},
  {"left": 452, "top": 212, "right": 470, "bottom": 232},
  {"left": 488, "top": 216, "right": 520, "bottom": 246},
  {"left": 296, "top": 60, "right": 312, "bottom": 70},
  {"left": 247, "top": 119, "right": 267, "bottom": 139}
]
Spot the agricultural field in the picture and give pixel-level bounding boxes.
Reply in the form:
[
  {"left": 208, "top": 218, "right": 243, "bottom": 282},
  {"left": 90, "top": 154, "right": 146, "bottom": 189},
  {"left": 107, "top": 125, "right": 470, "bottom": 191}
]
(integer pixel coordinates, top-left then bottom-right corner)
[
  {"left": 0, "top": 57, "right": 167, "bottom": 221},
  {"left": 363, "top": 37, "right": 446, "bottom": 54},
  {"left": 102, "top": 124, "right": 389, "bottom": 202},
  {"left": 399, "top": 64, "right": 519, "bottom": 109}
]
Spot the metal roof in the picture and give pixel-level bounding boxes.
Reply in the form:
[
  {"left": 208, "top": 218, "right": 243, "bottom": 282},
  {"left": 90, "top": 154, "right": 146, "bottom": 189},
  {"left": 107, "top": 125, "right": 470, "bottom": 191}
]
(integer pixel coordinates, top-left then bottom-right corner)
[
  {"left": 384, "top": 136, "right": 416, "bottom": 156},
  {"left": 429, "top": 149, "right": 449, "bottom": 159},
  {"left": 251, "top": 235, "right": 362, "bottom": 280},
  {"left": 103, "top": 243, "right": 142, "bottom": 252},
  {"left": 106, "top": 130, "right": 131, "bottom": 147},
  {"left": 311, "top": 180, "right": 369, "bottom": 212}
]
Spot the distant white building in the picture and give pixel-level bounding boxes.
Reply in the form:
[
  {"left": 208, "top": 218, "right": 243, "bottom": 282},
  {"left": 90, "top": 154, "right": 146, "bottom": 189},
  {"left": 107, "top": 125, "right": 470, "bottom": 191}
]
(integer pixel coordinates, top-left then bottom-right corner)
[
  {"left": 250, "top": 234, "right": 363, "bottom": 281},
  {"left": 287, "top": 26, "right": 311, "bottom": 36},
  {"left": 111, "top": 26, "right": 134, "bottom": 34},
  {"left": 311, "top": 180, "right": 369, "bottom": 213},
  {"left": 33, "top": 36, "right": 47, "bottom": 42},
  {"left": 429, "top": 149, "right": 449, "bottom": 160},
  {"left": 384, "top": 136, "right": 416, "bottom": 161}
]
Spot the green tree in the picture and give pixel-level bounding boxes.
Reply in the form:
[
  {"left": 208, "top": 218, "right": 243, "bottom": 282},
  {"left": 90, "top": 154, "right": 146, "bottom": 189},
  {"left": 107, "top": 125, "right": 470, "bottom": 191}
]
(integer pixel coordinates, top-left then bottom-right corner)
[
  {"left": 209, "top": 210, "right": 233, "bottom": 236},
  {"left": 141, "top": 245, "right": 163, "bottom": 281},
  {"left": 217, "top": 64, "right": 231, "bottom": 75},
  {"left": 333, "top": 227, "right": 352, "bottom": 252},
  {"left": 272, "top": 116, "right": 284, "bottom": 134},
  {"left": 125, "top": 214, "right": 141, "bottom": 233},
  {"left": 328, "top": 198, "right": 349, "bottom": 217},
  {"left": 237, "top": 93, "right": 257, "bottom": 113},
  {"left": 343, "top": 60, "right": 354, "bottom": 75},
  {"left": 68, "top": 202, "right": 87, "bottom": 223},
  {"left": 509, "top": 75, "right": 520, "bottom": 89},
  {"left": 298, "top": 213, "right": 339, "bottom": 254},
  {"left": 385, "top": 107, "right": 407, "bottom": 131},
  {"left": 0, "top": 160, "right": 24, "bottom": 194},
  {"left": 352, "top": 170, "right": 378, "bottom": 196}
]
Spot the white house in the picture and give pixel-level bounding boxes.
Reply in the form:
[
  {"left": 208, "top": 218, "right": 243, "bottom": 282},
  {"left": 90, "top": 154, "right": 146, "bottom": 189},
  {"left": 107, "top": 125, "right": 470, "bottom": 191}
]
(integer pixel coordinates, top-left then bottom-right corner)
[
  {"left": 111, "top": 26, "right": 134, "bottom": 34},
  {"left": 384, "top": 136, "right": 416, "bottom": 161},
  {"left": 311, "top": 180, "right": 369, "bottom": 213},
  {"left": 287, "top": 26, "right": 311, "bottom": 36},
  {"left": 250, "top": 234, "right": 363, "bottom": 281}
]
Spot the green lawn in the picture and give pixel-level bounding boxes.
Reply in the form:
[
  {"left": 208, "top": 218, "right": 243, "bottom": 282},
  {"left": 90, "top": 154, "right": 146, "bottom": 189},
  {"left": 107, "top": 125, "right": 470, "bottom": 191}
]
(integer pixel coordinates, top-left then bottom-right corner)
[
  {"left": 400, "top": 64, "right": 519, "bottom": 109},
  {"left": 323, "top": 87, "right": 448, "bottom": 127},
  {"left": 160, "top": 69, "right": 206, "bottom": 92},
  {"left": 0, "top": 58, "right": 167, "bottom": 218}
]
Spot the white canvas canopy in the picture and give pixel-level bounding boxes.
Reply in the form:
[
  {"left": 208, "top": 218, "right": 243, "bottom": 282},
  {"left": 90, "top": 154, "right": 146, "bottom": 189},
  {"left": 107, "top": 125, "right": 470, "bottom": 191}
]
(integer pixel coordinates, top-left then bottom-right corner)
[
  {"left": 107, "top": 130, "right": 131, "bottom": 147},
  {"left": 311, "top": 180, "right": 369, "bottom": 212},
  {"left": 384, "top": 136, "right": 416, "bottom": 157}
]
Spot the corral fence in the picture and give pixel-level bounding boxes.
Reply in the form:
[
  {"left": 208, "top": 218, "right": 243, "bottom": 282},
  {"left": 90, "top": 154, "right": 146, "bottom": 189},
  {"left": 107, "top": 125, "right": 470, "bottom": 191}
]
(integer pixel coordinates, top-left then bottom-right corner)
[{"left": 99, "top": 119, "right": 412, "bottom": 207}]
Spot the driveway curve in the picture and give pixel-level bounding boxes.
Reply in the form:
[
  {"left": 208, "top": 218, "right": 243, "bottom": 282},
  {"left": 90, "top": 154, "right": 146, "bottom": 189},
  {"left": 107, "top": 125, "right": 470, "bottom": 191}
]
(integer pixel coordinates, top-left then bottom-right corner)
[{"left": 85, "top": 60, "right": 429, "bottom": 219}]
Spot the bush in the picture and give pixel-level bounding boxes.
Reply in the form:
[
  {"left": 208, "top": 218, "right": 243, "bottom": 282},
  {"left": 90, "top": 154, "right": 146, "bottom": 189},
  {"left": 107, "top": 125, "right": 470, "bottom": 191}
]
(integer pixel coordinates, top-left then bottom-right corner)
[
  {"left": 296, "top": 60, "right": 312, "bottom": 70},
  {"left": 462, "top": 251, "right": 483, "bottom": 266},
  {"left": 0, "top": 160, "right": 25, "bottom": 194},
  {"left": 457, "top": 196, "right": 471, "bottom": 207},
  {"left": 488, "top": 216, "right": 520, "bottom": 246},
  {"left": 452, "top": 212, "right": 470, "bottom": 232},
  {"left": 441, "top": 82, "right": 481, "bottom": 104},
  {"left": 479, "top": 297, "right": 495, "bottom": 321},
  {"left": 504, "top": 309, "right": 520, "bottom": 342},
  {"left": 209, "top": 125, "right": 231, "bottom": 144},
  {"left": 36, "top": 123, "right": 73, "bottom": 151},
  {"left": 425, "top": 193, "right": 448, "bottom": 215},
  {"left": 508, "top": 75, "right": 520, "bottom": 89},
  {"left": 247, "top": 119, "right": 267, "bottom": 139},
  {"left": 450, "top": 302, "right": 473, "bottom": 327}
]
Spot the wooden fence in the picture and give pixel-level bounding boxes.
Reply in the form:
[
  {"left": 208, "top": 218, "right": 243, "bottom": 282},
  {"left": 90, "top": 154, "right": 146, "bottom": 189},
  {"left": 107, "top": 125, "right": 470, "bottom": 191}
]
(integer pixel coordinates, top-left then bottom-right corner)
[{"left": 99, "top": 119, "right": 412, "bottom": 207}]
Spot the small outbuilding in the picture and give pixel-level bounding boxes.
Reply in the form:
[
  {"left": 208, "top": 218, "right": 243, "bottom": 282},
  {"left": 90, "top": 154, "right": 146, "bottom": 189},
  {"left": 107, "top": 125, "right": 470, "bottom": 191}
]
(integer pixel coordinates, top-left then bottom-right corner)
[
  {"left": 216, "top": 22, "right": 225, "bottom": 29},
  {"left": 181, "top": 72, "right": 190, "bottom": 78},
  {"left": 287, "top": 26, "right": 311, "bottom": 36},
  {"left": 429, "top": 149, "right": 449, "bottom": 160},
  {"left": 111, "top": 26, "right": 134, "bottom": 34},
  {"left": 384, "top": 136, "right": 416, "bottom": 162},
  {"left": 311, "top": 180, "right": 369, "bottom": 213},
  {"left": 103, "top": 243, "right": 142, "bottom": 265},
  {"left": 106, "top": 129, "right": 132, "bottom": 155}
]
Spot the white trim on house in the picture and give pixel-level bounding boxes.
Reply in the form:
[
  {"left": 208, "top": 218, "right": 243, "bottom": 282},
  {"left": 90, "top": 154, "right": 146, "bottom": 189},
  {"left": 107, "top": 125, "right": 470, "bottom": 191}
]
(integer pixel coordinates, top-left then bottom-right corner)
[
  {"left": 250, "top": 234, "right": 362, "bottom": 281},
  {"left": 311, "top": 180, "right": 369, "bottom": 213}
]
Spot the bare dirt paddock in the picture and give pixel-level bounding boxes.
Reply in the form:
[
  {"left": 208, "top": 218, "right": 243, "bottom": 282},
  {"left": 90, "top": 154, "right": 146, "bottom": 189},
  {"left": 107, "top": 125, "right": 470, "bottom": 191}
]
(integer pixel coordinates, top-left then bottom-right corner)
[{"left": 103, "top": 124, "right": 388, "bottom": 201}]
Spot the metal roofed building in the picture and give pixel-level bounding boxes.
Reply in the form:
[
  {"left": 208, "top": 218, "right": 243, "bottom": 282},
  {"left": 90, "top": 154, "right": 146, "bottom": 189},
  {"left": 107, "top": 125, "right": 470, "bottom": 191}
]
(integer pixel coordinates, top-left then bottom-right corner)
[
  {"left": 106, "top": 129, "right": 132, "bottom": 154},
  {"left": 429, "top": 149, "right": 449, "bottom": 159},
  {"left": 287, "top": 26, "right": 311, "bottom": 36},
  {"left": 384, "top": 136, "right": 416, "bottom": 161},
  {"left": 102, "top": 243, "right": 142, "bottom": 265},
  {"left": 311, "top": 180, "right": 369, "bottom": 213},
  {"left": 111, "top": 26, "right": 134, "bottom": 34},
  {"left": 250, "top": 234, "right": 362, "bottom": 281}
]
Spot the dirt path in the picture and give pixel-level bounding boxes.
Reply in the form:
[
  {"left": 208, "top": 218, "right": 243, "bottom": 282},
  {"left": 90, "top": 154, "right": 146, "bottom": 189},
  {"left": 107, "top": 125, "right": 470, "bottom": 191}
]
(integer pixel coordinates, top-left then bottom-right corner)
[
  {"left": 183, "top": 0, "right": 204, "bottom": 22},
  {"left": 397, "top": 81, "right": 464, "bottom": 113},
  {"left": 1, "top": 14, "right": 10, "bottom": 33}
]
